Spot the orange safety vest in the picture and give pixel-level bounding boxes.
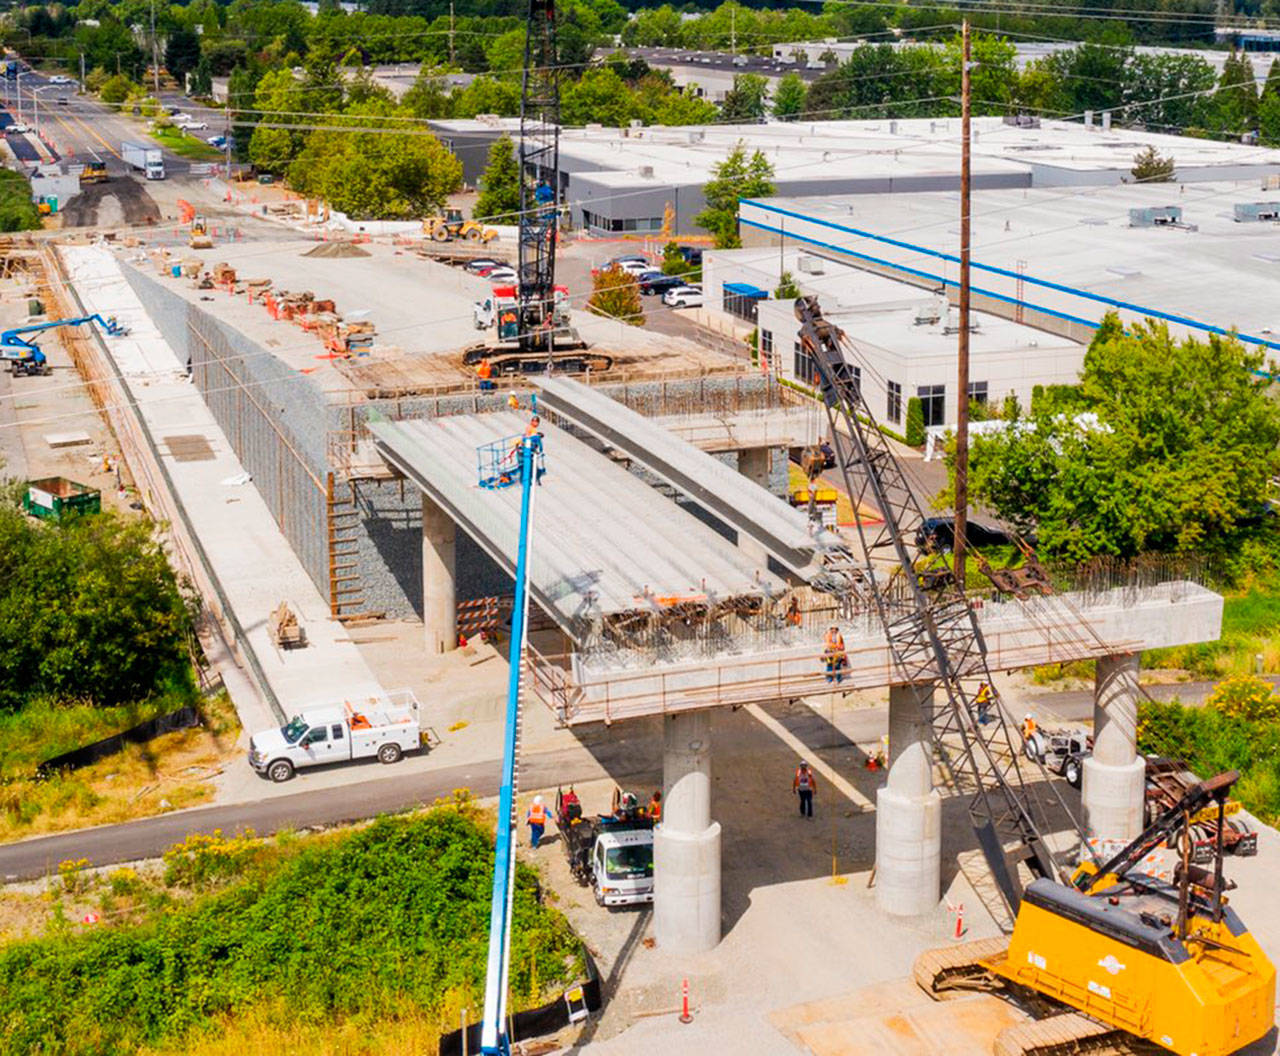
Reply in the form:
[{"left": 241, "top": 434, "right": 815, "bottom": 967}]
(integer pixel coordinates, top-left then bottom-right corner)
[
  {"left": 528, "top": 802, "right": 546, "bottom": 825},
  {"left": 824, "top": 630, "right": 845, "bottom": 653},
  {"left": 794, "top": 767, "right": 815, "bottom": 792},
  {"left": 476, "top": 360, "right": 492, "bottom": 380},
  {"left": 975, "top": 683, "right": 993, "bottom": 705},
  {"left": 1022, "top": 718, "right": 1037, "bottom": 739},
  {"left": 525, "top": 421, "right": 541, "bottom": 438},
  {"left": 648, "top": 799, "right": 662, "bottom": 821}
]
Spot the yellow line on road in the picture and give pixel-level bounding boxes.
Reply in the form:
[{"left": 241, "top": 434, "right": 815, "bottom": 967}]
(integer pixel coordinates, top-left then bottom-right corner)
[{"left": 66, "top": 106, "right": 121, "bottom": 159}]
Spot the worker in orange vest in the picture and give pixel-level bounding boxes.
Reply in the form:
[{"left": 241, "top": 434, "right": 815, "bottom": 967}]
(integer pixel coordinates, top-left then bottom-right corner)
[
  {"left": 794, "top": 761, "right": 817, "bottom": 818},
  {"left": 647, "top": 790, "right": 662, "bottom": 823},
  {"left": 526, "top": 795, "right": 547, "bottom": 848},
  {"left": 525, "top": 414, "right": 542, "bottom": 438},
  {"left": 974, "top": 681, "right": 994, "bottom": 725},
  {"left": 823, "top": 625, "right": 847, "bottom": 684},
  {"left": 476, "top": 357, "right": 494, "bottom": 391}
]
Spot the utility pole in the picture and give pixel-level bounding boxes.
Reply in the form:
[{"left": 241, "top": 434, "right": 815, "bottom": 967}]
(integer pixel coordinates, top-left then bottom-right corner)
[
  {"left": 224, "top": 101, "right": 232, "bottom": 178},
  {"left": 150, "top": 0, "right": 161, "bottom": 100},
  {"left": 730, "top": 5, "right": 736, "bottom": 55},
  {"left": 449, "top": 0, "right": 456, "bottom": 66},
  {"left": 954, "top": 18, "right": 972, "bottom": 592}
]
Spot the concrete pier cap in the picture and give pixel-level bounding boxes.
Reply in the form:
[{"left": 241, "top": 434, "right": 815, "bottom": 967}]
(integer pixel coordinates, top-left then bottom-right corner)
[
  {"left": 654, "top": 709, "right": 722, "bottom": 954},
  {"left": 875, "top": 683, "right": 942, "bottom": 916}
]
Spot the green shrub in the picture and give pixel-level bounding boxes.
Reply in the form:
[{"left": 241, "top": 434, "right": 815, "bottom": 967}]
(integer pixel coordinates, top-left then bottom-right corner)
[
  {"left": 0, "top": 170, "right": 40, "bottom": 232},
  {"left": 1205, "top": 675, "right": 1280, "bottom": 722},
  {"left": 98, "top": 73, "right": 133, "bottom": 104},
  {"left": 0, "top": 505, "right": 196, "bottom": 711},
  {"left": 0, "top": 808, "right": 581, "bottom": 1055},
  {"left": 905, "top": 396, "right": 925, "bottom": 446}
]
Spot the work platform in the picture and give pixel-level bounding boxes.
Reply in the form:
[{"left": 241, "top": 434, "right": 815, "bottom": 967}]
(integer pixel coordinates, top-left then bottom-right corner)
[
  {"left": 529, "top": 582, "right": 1223, "bottom": 725},
  {"left": 368, "top": 412, "right": 787, "bottom": 636}
]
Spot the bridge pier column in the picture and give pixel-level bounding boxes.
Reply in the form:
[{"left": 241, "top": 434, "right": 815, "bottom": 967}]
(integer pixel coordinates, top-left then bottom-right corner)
[
  {"left": 421, "top": 494, "right": 456, "bottom": 654},
  {"left": 876, "top": 683, "right": 941, "bottom": 916},
  {"left": 1082, "top": 652, "right": 1145, "bottom": 842},
  {"left": 654, "top": 709, "right": 721, "bottom": 954}
]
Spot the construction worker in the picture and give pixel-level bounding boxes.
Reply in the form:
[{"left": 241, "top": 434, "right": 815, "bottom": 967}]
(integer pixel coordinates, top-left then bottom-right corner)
[
  {"left": 1021, "top": 713, "right": 1037, "bottom": 741},
  {"left": 785, "top": 596, "right": 802, "bottom": 628},
  {"left": 1022, "top": 713, "right": 1043, "bottom": 760},
  {"left": 823, "top": 625, "right": 847, "bottom": 684},
  {"left": 974, "top": 682, "right": 994, "bottom": 725},
  {"left": 526, "top": 795, "right": 547, "bottom": 848},
  {"left": 561, "top": 786, "right": 582, "bottom": 822},
  {"left": 794, "top": 761, "right": 817, "bottom": 818},
  {"left": 476, "top": 357, "right": 494, "bottom": 391},
  {"left": 525, "top": 414, "right": 542, "bottom": 439},
  {"left": 507, "top": 393, "right": 521, "bottom": 411},
  {"left": 647, "top": 790, "right": 662, "bottom": 823}
]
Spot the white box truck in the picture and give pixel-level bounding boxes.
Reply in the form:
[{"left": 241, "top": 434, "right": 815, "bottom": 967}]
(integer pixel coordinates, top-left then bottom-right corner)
[
  {"left": 248, "top": 690, "right": 422, "bottom": 782},
  {"left": 121, "top": 141, "right": 165, "bottom": 180}
]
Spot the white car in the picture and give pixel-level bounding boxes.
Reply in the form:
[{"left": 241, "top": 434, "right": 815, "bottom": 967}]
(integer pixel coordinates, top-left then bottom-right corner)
[
  {"left": 614, "top": 259, "right": 650, "bottom": 277},
  {"left": 171, "top": 112, "right": 192, "bottom": 124},
  {"left": 7, "top": 123, "right": 29, "bottom": 134},
  {"left": 663, "top": 285, "right": 702, "bottom": 308},
  {"left": 181, "top": 120, "right": 208, "bottom": 131},
  {"left": 49, "top": 74, "right": 73, "bottom": 85},
  {"left": 487, "top": 267, "right": 517, "bottom": 284}
]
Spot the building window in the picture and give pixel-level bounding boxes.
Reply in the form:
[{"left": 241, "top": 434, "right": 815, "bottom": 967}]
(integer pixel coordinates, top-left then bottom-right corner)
[
  {"left": 967, "top": 381, "right": 988, "bottom": 409},
  {"left": 887, "top": 380, "right": 902, "bottom": 424},
  {"left": 794, "top": 340, "right": 816, "bottom": 385},
  {"left": 761, "top": 329, "right": 773, "bottom": 355},
  {"left": 918, "top": 384, "right": 946, "bottom": 427}
]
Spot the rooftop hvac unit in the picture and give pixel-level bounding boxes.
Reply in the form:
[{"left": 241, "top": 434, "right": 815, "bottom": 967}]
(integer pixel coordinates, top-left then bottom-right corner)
[
  {"left": 914, "top": 297, "right": 944, "bottom": 326},
  {"left": 638, "top": 165, "right": 655, "bottom": 178},
  {"left": 688, "top": 130, "right": 706, "bottom": 143},
  {"left": 629, "top": 119, "right": 643, "bottom": 129},
  {"left": 1263, "top": 174, "right": 1280, "bottom": 191},
  {"left": 796, "top": 254, "right": 825, "bottom": 274},
  {"left": 1236, "top": 201, "right": 1280, "bottom": 222},
  {"left": 585, "top": 123, "right": 604, "bottom": 133},
  {"left": 1128, "top": 205, "right": 1182, "bottom": 227}
]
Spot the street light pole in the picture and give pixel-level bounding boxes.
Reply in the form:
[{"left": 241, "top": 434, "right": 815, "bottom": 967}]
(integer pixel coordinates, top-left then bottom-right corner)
[{"left": 150, "top": 0, "right": 162, "bottom": 100}]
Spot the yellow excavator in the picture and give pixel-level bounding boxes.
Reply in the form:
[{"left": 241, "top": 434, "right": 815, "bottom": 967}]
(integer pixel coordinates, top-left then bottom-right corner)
[{"left": 793, "top": 294, "right": 1275, "bottom": 1056}]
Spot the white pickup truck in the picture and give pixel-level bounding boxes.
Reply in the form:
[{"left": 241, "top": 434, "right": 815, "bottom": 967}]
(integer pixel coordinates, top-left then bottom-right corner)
[{"left": 248, "top": 691, "right": 422, "bottom": 782}]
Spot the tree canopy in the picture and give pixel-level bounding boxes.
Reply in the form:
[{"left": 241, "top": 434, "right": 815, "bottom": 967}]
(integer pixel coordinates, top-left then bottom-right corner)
[
  {"left": 695, "top": 141, "right": 775, "bottom": 249},
  {"left": 473, "top": 134, "right": 520, "bottom": 222},
  {"left": 943, "top": 315, "right": 1280, "bottom": 563}
]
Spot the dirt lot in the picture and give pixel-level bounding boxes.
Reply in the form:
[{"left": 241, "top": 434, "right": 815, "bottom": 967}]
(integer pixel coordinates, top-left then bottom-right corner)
[{"left": 60, "top": 177, "right": 161, "bottom": 228}]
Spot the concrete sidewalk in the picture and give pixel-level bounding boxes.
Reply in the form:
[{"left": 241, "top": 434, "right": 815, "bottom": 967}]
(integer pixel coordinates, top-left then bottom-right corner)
[{"left": 60, "top": 244, "right": 388, "bottom": 739}]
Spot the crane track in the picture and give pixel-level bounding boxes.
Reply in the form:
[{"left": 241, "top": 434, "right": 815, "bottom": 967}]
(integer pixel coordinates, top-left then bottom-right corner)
[
  {"left": 993, "top": 1013, "right": 1157, "bottom": 1056},
  {"left": 913, "top": 937, "right": 1011, "bottom": 997}
]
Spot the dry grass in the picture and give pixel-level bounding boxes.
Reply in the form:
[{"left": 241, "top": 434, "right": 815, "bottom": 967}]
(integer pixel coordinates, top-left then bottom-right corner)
[
  {"left": 0, "top": 696, "right": 241, "bottom": 843},
  {"left": 137, "top": 1000, "right": 466, "bottom": 1056}
]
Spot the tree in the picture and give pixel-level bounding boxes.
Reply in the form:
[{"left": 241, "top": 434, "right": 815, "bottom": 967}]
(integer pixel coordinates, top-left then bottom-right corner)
[
  {"left": 661, "top": 240, "right": 685, "bottom": 277},
  {"left": 1212, "top": 49, "right": 1259, "bottom": 135},
  {"left": 1130, "top": 145, "right": 1175, "bottom": 183},
  {"left": 775, "top": 270, "right": 800, "bottom": 299},
  {"left": 561, "top": 67, "right": 636, "bottom": 127},
  {"left": 652, "top": 89, "right": 717, "bottom": 126},
  {"left": 474, "top": 134, "right": 520, "bottom": 221},
  {"left": 694, "top": 141, "right": 775, "bottom": 248},
  {"left": 587, "top": 265, "right": 644, "bottom": 326},
  {"left": 904, "top": 397, "right": 925, "bottom": 446},
  {"left": 720, "top": 73, "right": 768, "bottom": 123},
  {"left": 248, "top": 69, "right": 306, "bottom": 175},
  {"left": 944, "top": 314, "right": 1280, "bottom": 563},
  {"left": 1263, "top": 57, "right": 1280, "bottom": 102},
  {"left": 451, "top": 76, "right": 519, "bottom": 118},
  {"left": 403, "top": 67, "right": 452, "bottom": 119},
  {"left": 188, "top": 55, "right": 213, "bottom": 98},
  {"left": 288, "top": 101, "right": 463, "bottom": 219},
  {"left": 98, "top": 73, "right": 134, "bottom": 105},
  {"left": 772, "top": 72, "right": 807, "bottom": 121},
  {"left": 164, "top": 27, "right": 202, "bottom": 83}
]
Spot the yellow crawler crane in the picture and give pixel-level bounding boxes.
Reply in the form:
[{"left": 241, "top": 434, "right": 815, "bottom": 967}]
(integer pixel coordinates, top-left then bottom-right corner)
[{"left": 915, "top": 771, "right": 1275, "bottom": 1056}]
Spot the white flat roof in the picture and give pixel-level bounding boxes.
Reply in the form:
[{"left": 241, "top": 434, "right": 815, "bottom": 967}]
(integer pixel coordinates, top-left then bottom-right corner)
[
  {"left": 432, "top": 117, "right": 1280, "bottom": 190},
  {"left": 744, "top": 181, "right": 1280, "bottom": 357}
]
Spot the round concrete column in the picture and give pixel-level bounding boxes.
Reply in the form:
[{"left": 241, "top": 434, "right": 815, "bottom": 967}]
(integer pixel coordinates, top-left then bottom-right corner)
[
  {"left": 875, "top": 683, "right": 941, "bottom": 917},
  {"left": 654, "top": 709, "right": 721, "bottom": 954},
  {"left": 1082, "top": 652, "right": 1145, "bottom": 841},
  {"left": 421, "top": 494, "right": 456, "bottom": 654}
]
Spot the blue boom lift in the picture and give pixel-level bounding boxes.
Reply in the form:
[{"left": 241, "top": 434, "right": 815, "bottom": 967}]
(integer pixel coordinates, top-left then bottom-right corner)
[
  {"left": 2, "top": 313, "right": 129, "bottom": 376},
  {"left": 476, "top": 422, "right": 545, "bottom": 1056}
]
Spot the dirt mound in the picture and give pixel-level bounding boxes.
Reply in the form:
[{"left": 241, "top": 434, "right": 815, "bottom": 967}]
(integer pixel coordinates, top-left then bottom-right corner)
[{"left": 303, "top": 241, "right": 371, "bottom": 258}]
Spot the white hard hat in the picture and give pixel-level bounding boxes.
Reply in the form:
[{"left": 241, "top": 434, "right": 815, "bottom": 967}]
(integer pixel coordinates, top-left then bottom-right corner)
[
  {"left": 1024, "top": 713, "right": 1032, "bottom": 720},
  {"left": 534, "top": 795, "right": 543, "bottom": 805}
]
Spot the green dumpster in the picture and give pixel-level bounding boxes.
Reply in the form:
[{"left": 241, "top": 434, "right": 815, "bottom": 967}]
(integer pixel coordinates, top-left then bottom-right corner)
[{"left": 23, "top": 477, "right": 101, "bottom": 521}]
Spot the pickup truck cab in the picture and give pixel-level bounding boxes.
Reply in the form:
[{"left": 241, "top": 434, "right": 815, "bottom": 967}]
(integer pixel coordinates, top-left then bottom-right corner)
[{"left": 248, "top": 693, "right": 421, "bottom": 782}]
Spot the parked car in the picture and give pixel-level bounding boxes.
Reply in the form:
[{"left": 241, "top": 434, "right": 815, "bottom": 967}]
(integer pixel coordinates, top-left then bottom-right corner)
[
  {"left": 465, "top": 258, "right": 501, "bottom": 274},
  {"left": 639, "top": 272, "right": 684, "bottom": 296},
  {"left": 607, "top": 253, "right": 649, "bottom": 267},
  {"left": 182, "top": 120, "right": 208, "bottom": 131},
  {"left": 7, "top": 123, "right": 29, "bottom": 134},
  {"left": 171, "top": 112, "right": 192, "bottom": 124},
  {"left": 486, "top": 267, "right": 517, "bottom": 283},
  {"left": 662, "top": 285, "right": 702, "bottom": 308},
  {"left": 677, "top": 245, "right": 703, "bottom": 266},
  {"left": 915, "top": 516, "right": 1012, "bottom": 553}
]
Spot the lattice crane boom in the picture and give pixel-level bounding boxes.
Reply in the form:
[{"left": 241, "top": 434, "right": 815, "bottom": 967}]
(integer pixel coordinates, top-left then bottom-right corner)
[{"left": 793, "top": 295, "right": 1071, "bottom": 912}]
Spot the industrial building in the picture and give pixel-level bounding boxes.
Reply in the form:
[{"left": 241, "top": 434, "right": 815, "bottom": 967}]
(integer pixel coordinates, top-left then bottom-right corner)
[
  {"left": 430, "top": 115, "right": 1280, "bottom": 236},
  {"left": 737, "top": 180, "right": 1280, "bottom": 392},
  {"left": 703, "top": 248, "right": 1084, "bottom": 430}
]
